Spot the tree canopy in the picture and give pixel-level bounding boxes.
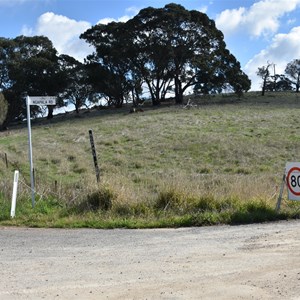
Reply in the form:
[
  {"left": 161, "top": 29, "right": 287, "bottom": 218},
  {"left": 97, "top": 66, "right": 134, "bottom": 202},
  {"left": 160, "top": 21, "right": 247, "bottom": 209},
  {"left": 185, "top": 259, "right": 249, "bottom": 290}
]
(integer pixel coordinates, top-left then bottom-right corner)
[
  {"left": 257, "top": 59, "right": 300, "bottom": 94},
  {"left": 285, "top": 59, "right": 300, "bottom": 93},
  {"left": 0, "top": 36, "right": 66, "bottom": 122},
  {"left": 81, "top": 3, "right": 251, "bottom": 106}
]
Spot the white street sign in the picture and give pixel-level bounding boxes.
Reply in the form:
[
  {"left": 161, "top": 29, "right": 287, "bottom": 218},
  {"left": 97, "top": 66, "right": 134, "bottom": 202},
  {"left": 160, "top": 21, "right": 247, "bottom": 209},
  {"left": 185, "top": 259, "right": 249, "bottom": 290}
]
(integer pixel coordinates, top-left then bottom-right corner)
[
  {"left": 28, "top": 96, "right": 56, "bottom": 106},
  {"left": 285, "top": 162, "right": 300, "bottom": 201},
  {"left": 25, "top": 95, "right": 56, "bottom": 208}
]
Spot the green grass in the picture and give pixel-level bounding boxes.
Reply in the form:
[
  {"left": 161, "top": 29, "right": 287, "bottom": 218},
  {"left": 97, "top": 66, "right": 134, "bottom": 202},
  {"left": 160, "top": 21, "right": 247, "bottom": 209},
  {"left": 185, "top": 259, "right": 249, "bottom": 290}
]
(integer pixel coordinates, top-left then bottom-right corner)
[{"left": 1, "top": 91, "right": 300, "bottom": 228}]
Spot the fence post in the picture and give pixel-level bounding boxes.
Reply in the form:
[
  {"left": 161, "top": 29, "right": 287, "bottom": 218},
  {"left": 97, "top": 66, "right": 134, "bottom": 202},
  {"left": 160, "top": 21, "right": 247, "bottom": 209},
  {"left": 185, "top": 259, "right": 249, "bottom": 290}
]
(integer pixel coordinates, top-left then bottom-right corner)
[
  {"left": 5, "top": 153, "right": 8, "bottom": 168},
  {"left": 89, "top": 129, "right": 100, "bottom": 183},
  {"left": 10, "top": 170, "right": 19, "bottom": 218}
]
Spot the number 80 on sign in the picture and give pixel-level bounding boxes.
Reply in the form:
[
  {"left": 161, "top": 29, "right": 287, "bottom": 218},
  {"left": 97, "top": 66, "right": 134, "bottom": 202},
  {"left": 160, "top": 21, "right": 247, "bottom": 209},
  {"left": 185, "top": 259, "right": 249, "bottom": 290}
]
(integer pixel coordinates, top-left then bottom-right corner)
[{"left": 286, "top": 162, "right": 300, "bottom": 201}]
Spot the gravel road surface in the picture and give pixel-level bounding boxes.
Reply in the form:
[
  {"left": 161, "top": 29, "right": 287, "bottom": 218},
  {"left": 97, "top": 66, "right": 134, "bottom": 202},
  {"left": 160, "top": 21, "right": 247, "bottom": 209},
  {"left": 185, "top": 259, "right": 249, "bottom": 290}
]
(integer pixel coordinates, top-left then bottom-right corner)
[{"left": 1, "top": 221, "right": 300, "bottom": 299}]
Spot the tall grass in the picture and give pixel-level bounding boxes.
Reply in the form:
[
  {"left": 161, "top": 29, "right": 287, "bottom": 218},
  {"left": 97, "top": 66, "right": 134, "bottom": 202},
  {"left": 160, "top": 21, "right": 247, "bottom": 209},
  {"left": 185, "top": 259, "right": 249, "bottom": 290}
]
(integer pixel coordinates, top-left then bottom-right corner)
[{"left": 1, "top": 92, "right": 300, "bottom": 227}]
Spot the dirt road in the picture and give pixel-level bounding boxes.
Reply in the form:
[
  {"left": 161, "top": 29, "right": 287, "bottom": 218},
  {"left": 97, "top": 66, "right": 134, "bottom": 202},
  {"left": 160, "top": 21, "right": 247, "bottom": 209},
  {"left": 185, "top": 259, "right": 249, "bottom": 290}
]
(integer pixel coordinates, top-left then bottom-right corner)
[{"left": 0, "top": 221, "right": 300, "bottom": 299}]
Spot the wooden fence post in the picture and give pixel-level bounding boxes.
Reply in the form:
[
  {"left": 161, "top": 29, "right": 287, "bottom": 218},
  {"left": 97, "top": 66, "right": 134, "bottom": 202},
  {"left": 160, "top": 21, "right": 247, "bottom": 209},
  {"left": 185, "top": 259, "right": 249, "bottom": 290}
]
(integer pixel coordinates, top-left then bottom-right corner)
[{"left": 89, "top": 129, "right": 100, "bottom": 183}]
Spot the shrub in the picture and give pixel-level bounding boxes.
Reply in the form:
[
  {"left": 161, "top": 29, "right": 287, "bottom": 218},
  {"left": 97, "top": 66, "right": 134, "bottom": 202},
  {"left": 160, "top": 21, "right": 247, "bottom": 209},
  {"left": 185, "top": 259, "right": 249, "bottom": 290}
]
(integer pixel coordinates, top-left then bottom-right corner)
[
  {"left": 80, "top": 186, "right": 114, "bottom": 212},
  {"left": 155, "top": 190, "right": 186, "bottom": 211}
]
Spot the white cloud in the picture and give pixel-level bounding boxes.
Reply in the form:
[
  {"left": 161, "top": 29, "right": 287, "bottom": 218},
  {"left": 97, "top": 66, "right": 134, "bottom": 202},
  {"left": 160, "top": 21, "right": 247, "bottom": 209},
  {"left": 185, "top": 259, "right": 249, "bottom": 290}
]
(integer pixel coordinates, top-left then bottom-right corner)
[
  {"left": 97, "top": 5, "right": 138, "bottom": 24},
  {"left": 244, "top": 26, "right": 300, "bottom": 90},
  {"left": 199, "top": 5, "right": 208, "bottom": 14},
  {"left": 125, "top": 6, "right": 140, "bottom": 15},
  {"left": 216, "top": 0, "right": 300, "bottom": 37},
  {"left": 97, "top": 15, "right": 131, "bottom": 25},
  {"left": 22, "top": 12, "right": 93, "bottom": 62},
  {"left": 22, "top": 8, "right": 138, "bottom": 61},
  {"left": 97, "top": 17, "right": 116, "bottom": 25},
  {"left": 216, "top": 7, "right": 245, "bottom": 35}
]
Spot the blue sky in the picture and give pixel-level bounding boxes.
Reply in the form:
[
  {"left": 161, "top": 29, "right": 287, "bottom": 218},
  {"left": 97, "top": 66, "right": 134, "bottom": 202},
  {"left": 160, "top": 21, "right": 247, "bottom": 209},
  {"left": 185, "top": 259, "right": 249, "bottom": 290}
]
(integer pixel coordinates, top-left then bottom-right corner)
[{"left": 1, "top": 0, "right": 300, "bottom": 90}]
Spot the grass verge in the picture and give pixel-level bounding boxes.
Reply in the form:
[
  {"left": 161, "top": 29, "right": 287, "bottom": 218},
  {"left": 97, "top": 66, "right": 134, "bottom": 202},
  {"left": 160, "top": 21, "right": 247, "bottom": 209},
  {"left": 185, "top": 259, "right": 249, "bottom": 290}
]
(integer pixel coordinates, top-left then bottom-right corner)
[{"left": 0, "top": 185, "right": 299, "bottom": 228}]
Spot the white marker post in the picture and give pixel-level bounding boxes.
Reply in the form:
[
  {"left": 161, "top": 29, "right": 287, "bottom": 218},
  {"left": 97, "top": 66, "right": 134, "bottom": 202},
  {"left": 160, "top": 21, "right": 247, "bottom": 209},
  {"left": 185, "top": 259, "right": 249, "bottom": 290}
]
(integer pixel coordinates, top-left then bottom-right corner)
[
  {"left": 10, "top": 170, "right": 19, "bottom": 218},
  {"left": 26, "top": 96, "right": 56, "bottom": 208}
]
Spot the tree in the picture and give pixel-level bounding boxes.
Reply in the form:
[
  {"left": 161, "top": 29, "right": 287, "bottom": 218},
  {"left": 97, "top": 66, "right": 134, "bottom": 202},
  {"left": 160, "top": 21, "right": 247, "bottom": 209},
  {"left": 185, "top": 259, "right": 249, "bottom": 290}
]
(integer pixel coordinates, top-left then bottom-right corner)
[
  {"left": 58, "top": 54, "right": 93, "bottom": 113},
  {"left": 81, "top": 22, "right": 133, "bottom": 107},
  {"left": 265, "top": 74, "right": 293, "bottom": 92},
  {"left": 285, "top": 59, "right": 300, "bottom": 93},
  {"left": 125, "top": 6, "right": 175, "bottom": 105},
  {"left": 0, "top": 93, "right": 8, "bottom": 130},
  {"left": 0, "top": 36, "right": 65, "bottom": 123},
  {"left": 81, "top": 3, "right": 250, "bottom": 106},
  {"left": 257, "top": 63, "right": 272, "bottom": 96},
  {"left": 127, "top": 3, "right": 250, "bottom": 104}
]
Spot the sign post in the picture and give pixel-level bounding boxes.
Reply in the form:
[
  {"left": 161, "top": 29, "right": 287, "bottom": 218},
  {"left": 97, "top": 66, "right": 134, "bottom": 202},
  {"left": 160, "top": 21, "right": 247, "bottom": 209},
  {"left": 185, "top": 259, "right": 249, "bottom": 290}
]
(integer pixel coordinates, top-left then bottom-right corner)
[{"left": 26, "top": 96, "right": 56, "bottom": 208}]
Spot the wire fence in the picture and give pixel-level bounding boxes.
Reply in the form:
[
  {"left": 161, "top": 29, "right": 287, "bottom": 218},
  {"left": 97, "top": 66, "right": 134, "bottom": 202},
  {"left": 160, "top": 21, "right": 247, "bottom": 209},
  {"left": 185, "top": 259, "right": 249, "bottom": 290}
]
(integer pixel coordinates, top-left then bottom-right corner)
[{"left": 0, "top": 151, "right": 81, "bottom": 204}]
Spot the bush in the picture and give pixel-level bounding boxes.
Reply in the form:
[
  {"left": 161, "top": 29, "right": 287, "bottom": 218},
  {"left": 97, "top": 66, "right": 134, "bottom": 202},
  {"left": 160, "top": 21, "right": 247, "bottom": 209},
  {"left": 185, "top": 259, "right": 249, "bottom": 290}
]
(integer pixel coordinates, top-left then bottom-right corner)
[
  {"left": 79, "top": 186, "right": 114, "bottom": 212},
  {"left": 156, "top": 190, "right": 186, "bottom": 211}
]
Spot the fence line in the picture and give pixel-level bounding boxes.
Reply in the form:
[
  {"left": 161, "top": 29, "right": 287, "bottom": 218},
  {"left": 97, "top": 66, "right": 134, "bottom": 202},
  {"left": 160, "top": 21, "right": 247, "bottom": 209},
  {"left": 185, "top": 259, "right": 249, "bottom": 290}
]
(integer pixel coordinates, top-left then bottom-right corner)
[{"left": 0, "top": 151, "right": 61, "bottom": 202}]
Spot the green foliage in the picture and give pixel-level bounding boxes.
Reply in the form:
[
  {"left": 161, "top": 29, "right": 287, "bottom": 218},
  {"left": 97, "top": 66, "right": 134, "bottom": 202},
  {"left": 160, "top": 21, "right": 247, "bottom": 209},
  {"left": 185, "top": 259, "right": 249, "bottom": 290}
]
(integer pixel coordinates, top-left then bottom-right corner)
[
  {"left": 0, "top": 35, "right": 67, "bottom": 123},
  {"left": 58, "top": 54, "right": 93, "bottom": 113},
  {"left": 285, "top": 59, "right": 300, "bottom": 92},
  {"left": 81, "top": 3, "right": 250, "bottom": 106}
]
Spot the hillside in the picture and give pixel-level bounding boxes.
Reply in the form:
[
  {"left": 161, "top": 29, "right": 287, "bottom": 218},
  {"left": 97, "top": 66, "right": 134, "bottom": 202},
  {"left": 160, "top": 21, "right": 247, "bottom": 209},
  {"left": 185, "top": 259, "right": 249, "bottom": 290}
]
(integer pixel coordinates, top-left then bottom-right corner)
[{"left": 1, "top": 92, "right": 300, "bottom": 227}]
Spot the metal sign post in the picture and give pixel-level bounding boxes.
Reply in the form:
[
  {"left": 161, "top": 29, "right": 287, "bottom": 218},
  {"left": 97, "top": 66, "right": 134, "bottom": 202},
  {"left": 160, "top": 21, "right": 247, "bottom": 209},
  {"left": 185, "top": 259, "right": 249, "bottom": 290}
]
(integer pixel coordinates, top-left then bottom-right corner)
[
  {"left": 26, "top": 96, "right": 56, "bottom": 208},
  {"left": 275, "top": 173, "right": 286, "bottom": 212},
  {"left": 26, "top": 96, "right": 35, "bottom": 208}
]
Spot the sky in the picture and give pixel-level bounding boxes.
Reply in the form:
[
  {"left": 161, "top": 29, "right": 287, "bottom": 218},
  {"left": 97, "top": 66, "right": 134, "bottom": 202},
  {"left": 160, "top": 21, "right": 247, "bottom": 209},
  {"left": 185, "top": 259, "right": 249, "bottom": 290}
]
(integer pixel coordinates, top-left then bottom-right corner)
[{"left": 1, "top": 0, "right": 300, "bottom": 91}]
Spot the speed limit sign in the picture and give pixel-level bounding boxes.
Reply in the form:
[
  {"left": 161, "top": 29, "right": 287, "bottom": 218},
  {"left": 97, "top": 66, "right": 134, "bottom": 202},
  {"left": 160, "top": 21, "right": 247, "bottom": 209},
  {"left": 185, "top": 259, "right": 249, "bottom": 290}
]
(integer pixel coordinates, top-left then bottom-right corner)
[{"left": 286, "top": 162, "right": 300, "bottom": 201}]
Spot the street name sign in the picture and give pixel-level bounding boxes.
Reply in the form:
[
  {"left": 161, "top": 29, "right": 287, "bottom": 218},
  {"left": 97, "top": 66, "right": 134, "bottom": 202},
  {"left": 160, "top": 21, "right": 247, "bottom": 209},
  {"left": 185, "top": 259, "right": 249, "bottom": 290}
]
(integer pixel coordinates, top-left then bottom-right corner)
[
  {"left": 28, "top": 96, "right": 56, "bottom": 106},
  {"left": 285, "top": 162, "right": 300, "bottom": 201},
  {"left": 26, "top": 95, "right": 57, "bottom": 208}
]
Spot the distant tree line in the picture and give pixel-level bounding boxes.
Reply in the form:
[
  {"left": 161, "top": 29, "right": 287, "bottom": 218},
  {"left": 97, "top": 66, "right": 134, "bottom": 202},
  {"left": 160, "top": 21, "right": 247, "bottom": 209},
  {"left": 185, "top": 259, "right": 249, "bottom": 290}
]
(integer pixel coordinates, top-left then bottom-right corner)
[
  {"left": 0, "top": 3, "right": 251, "bottom": 129},
  {"left": 257, "top": 59, "right": 300, "bottom": 96}
]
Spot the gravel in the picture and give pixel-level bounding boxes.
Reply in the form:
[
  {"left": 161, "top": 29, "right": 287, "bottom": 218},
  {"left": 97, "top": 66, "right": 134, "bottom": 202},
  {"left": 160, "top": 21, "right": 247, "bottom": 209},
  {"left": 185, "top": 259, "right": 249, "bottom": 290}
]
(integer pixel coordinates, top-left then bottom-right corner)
[{"left": 1, "top": 220, "right": 300, "bottom": 299}]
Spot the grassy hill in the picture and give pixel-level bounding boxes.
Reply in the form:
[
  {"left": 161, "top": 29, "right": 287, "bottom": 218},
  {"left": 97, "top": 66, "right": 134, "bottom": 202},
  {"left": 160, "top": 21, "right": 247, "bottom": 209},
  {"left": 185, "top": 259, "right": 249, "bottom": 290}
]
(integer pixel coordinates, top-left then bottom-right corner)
[{"left": 1, "top": 92, "right": 300, "bottom": 228}]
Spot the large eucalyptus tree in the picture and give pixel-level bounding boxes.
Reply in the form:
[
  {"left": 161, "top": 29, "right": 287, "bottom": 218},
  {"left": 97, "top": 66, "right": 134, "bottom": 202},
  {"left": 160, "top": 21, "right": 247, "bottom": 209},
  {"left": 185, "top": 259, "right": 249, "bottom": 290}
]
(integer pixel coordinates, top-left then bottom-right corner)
[
  {"left": 81, "top": 3, "right": 250, "bottom": 106},
  {"left": 0, "top": 35, "right": 65, "bottom": 122}
]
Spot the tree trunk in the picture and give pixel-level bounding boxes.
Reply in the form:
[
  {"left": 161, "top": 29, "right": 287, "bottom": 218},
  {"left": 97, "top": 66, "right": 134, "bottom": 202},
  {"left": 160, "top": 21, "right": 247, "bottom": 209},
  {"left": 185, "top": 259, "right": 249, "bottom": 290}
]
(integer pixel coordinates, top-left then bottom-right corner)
[
  {"left": 152, "top": 98, "right": 160, "bottom": 106},
  {"left": 174, "top": 75, "right": 183, "bottom": 104},
  {"left": 75, "top": 103, "right": 80, "bottom": 114},
  {"left": 47, "top": 106, "right": 54, "bottom": 119},
  {"left": 262, "top": 76, "right": 267, "bottom": 96}
]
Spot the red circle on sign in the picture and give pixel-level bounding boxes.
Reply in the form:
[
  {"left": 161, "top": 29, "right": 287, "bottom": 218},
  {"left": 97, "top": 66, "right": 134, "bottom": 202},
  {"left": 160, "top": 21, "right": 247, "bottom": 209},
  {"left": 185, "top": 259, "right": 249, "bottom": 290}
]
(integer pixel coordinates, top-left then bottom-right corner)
[{"left": 286, "top": 167, "right": 300, "bottom": 196}]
